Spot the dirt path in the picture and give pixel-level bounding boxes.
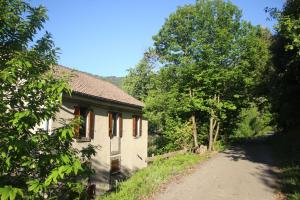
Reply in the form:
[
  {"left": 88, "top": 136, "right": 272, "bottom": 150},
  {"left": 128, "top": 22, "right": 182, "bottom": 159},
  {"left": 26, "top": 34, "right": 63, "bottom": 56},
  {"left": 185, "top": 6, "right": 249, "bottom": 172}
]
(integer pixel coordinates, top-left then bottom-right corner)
[{"left": 154, "top": 141, "right": 280, "bottom": 200}]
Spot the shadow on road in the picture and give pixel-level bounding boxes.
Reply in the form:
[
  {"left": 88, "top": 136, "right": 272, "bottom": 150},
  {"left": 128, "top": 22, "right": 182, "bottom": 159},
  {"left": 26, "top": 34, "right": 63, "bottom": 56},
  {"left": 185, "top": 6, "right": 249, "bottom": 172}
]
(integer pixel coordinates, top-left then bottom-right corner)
[{"left": 222, "top": 137, "right": 281, "bottom": 192}]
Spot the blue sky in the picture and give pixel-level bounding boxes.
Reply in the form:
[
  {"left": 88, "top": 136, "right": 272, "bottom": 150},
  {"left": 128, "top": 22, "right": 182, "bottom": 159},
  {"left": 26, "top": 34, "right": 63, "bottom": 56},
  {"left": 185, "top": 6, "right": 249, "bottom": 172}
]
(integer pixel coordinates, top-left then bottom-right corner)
[{"left": 31, "top": 0, "right": 284, "bottom": 77}]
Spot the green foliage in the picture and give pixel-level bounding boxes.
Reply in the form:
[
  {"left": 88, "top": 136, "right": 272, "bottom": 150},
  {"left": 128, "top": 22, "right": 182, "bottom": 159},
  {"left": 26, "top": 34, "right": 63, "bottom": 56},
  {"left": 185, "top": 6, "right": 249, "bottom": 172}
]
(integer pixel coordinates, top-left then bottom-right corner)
[
  {"left": 123, "top": 51, "right": 155, "bottom": 101},
  {"left": 137, "top": 0, "right": 271, "bottom": 152},
  {"left": 0, "top": 0, "right": 96, "bottom": 199},
  {"left": 267, "top": 0, "right": 300, "bottom": 129},
  {"left": 0, "top": 186, "right": 24, "bottom": 200},
  {"left": 150, "top": 119, "right": 194, "bottom": 154},
  {"left": 100, "top": 153, "right": 210, "bottom": 200},
  {"left": 267, "top": 4, "right": 300, "bottom": 197},
  {"left": 233, "top": 104, "right": 274, "bottom": 138},
  {"left": 212, "top": 140, "right": 227, "bottom": 152},
  {"left": 276, "top": 0, "right": 300, "bottom": 57}
]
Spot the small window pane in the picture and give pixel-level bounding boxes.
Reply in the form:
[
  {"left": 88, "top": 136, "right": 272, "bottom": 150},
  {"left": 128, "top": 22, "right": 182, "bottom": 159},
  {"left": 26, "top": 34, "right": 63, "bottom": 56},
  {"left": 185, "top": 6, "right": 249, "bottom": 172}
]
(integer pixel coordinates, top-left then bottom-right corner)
[
  {"left": 133, "top": 115, "right": 142, "bottom": 137},
  {"left": 79, "top": 107, "right": 88, "bottom": 138},
  {"left": 112, "top": 112, "right": 118, "bottom": 137}
]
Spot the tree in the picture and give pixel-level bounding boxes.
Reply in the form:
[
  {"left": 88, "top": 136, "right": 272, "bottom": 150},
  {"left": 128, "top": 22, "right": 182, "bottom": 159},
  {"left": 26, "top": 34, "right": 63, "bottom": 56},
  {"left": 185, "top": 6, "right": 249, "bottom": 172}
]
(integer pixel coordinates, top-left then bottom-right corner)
[
  {"left": 150, "top": 0, "right": 270, "bottom": 151},
  {"left": 123, "top": 50, "right": 156, "bottom": 101},
  {"left": 0, "top": 0, "right": 95, "bottom": 199},
  {"left": 268, "top": 0, "right": 300, "bottom": 129}
]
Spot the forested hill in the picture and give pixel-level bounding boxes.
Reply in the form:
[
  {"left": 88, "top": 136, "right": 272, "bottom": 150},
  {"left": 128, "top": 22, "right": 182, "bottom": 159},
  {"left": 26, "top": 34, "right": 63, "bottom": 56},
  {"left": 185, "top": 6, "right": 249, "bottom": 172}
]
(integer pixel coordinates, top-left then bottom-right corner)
[
  {"left": 100, "top": 76, "right": 124, "bottom": 88},
  {"left": 82, "top": 71, "right": 124, "bottom": 88}
]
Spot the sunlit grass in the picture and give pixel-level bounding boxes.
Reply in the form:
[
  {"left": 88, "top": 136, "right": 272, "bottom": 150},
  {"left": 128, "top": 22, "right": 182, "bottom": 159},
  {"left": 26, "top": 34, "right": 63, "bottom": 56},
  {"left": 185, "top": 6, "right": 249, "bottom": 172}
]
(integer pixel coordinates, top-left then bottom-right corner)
[{"left": 99, "top": 153, "right": 210, "bottom": 200}]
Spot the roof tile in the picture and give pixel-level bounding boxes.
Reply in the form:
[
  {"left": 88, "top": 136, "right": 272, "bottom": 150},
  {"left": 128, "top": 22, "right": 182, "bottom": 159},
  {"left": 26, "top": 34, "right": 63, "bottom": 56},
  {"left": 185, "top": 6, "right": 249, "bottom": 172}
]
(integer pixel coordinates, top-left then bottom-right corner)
[{"left": 55, "top": 65, "right": 144, "bottom": 107}]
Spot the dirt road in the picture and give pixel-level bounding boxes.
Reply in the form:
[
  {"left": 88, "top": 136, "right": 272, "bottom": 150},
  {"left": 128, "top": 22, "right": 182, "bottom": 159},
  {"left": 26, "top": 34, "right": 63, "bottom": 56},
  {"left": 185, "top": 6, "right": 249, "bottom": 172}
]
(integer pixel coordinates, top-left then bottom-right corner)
[{"left": 154, "top": 142, "right": 280, "bottom": 200}]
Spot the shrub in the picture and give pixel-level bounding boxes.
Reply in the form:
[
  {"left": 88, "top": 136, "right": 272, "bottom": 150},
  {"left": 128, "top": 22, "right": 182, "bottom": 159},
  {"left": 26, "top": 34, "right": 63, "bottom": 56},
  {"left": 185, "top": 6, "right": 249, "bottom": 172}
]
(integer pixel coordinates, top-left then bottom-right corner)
[{"left": 233, "top": 104, "right": 274, "bottom": 138}]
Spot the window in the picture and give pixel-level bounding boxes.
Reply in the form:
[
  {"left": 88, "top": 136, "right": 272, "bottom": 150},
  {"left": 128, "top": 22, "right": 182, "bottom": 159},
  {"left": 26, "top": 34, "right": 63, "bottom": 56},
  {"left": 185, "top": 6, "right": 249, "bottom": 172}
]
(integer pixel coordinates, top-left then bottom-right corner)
[
  {"left": 110, "top": 158, "right": 120, "bottom": 174},
  {"left": 108, "top": 112, "right": 122, "bottom": 138},
  {"left": 74, "top": 106, "right": 94, "bottom": 140},
  {"left": 132, "top": 115, "right": 142, "bottom": 137},
  {"left": 79, "top": 107, "right": 88, "bottom": 138},
  {"left": 112, "top": 112, "right": 118, "bottom": 137},
  {"left": 41, "top": 119, "right": 52, "bottom": 132}
]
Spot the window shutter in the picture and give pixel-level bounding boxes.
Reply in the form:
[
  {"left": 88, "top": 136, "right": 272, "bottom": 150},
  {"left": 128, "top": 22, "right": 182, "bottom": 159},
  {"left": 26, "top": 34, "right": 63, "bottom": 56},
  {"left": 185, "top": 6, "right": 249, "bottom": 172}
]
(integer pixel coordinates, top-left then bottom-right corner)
[
  {"left": 108, "top": 112, "right": 113, "bottom": 138},
  {"left": 139, "top": 115, "right": 142, "bottom": 136},
  {"left": 89, "top": 110, "right": 95, "bottom": 139},
  {"left": 133, "top": 115, "right": 137, "bottom": 137},
  {"left": 119, "top": 113, "right": 123, "bottom": 138},
  {"left": 74, "top": 106, "right": 80, "bottom": 138}
]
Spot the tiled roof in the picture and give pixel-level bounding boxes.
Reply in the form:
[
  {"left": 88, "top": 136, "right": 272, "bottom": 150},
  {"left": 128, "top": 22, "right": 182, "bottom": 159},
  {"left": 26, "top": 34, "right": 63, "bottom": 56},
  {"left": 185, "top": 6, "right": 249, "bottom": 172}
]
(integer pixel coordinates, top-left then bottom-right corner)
[{"left": 55, "top": 65, "right": 144, "bottom": 108}]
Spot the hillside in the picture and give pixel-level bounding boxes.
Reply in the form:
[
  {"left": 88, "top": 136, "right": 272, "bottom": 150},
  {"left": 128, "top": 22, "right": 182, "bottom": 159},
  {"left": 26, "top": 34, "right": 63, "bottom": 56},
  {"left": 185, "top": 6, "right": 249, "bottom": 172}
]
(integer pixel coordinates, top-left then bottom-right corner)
[
  {"left": 80, "top": 70, "right": 124, "bottom": 89},
  {"left": 100, "top": 76, "right": 124, "bottom": 89}
]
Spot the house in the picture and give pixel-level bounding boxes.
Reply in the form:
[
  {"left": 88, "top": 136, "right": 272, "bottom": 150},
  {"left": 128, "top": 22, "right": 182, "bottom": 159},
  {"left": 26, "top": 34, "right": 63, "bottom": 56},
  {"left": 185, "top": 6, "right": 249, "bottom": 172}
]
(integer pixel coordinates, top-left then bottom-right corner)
[{"left": 46, "top": 65, "right": 148, "bottom": 194}]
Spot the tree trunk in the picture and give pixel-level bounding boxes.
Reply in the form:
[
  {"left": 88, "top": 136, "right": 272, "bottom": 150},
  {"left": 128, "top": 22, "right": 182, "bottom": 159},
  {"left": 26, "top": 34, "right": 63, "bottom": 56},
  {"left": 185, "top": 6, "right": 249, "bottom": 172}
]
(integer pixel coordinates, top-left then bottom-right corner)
[
  {"left": 208, "top": 94, "right": 217, "bottom": 151},
  {"left": 189, "top": 88, "right": 199, "bottom": 148},
  {"left": 213, "top": 122, "right": 220, "bottom": 144},
  {"left": 211, "top": 95, "right": 221, "bottom": 150},
  {"left": 208, "top": 117, "right": 214, "bottom": 151},
  {"left": 214, "top": 95, "right": 220, "bottom": 143},
  {"left": 191, "top": 112, "right": 198, "bottom": 148}
]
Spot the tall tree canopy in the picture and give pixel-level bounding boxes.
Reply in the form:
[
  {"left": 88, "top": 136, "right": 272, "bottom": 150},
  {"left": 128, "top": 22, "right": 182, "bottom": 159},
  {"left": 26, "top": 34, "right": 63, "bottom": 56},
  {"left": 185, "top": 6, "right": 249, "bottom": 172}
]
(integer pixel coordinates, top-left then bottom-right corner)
[
  {"left": 0, "top": 0, "right": 95, "bottom": 199},
  {"left": 123, "top": 51, "right": 156, "bottom": 101},
  {"left": 268, "top": 0, "right": 300, "bottom": 129},
  {"left": 127, "top": 0, "right": 271, "bottom": 152}
]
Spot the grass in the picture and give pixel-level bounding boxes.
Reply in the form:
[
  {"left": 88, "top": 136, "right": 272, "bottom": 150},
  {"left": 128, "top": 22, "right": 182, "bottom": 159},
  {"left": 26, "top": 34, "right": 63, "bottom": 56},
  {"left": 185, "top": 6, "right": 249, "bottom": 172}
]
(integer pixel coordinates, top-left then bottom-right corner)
[
  {"left": 270, "top": 128, "right": 300, "bottom": 200},
  {"left": 99, "top": 152, "right": 211, "bottom": 200}
]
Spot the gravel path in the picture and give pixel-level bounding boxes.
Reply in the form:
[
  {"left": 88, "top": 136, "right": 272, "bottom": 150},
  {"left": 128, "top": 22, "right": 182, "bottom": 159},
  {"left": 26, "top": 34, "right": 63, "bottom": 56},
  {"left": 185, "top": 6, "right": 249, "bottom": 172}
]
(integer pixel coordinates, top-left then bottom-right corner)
[{"left": 154, "top": 142, "right": 280, "bottom": 200}]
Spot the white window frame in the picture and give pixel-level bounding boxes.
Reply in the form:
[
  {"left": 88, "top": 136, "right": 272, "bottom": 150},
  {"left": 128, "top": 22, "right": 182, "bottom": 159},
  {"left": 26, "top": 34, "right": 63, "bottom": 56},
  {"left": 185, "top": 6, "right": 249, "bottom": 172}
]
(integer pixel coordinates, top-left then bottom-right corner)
[{"left": 41, "top": 119, "right": 53, "bottom": 133}]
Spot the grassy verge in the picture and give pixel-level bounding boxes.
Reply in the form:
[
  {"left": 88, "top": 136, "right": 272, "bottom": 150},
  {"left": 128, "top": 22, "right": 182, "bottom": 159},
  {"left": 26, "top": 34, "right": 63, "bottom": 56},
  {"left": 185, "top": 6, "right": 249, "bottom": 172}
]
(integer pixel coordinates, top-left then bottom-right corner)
[
  {"left": 270, "top": 129, "right": 300, "bottom": 200},
  {"left": 99, "top": 152, "right": 211, "bottom": 200}
]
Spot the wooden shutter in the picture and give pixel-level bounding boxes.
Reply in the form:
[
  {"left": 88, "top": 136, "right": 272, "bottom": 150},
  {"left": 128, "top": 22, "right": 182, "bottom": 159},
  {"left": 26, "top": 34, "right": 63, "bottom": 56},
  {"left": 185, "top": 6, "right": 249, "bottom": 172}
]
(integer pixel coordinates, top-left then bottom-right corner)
[
  {"left": 108, "top": 112, "right": 113, "bottom": 138},
  {"left": 132, "top": 115, "right": 137, "bottom": 137},
  {"left": 74, "top": 106, "right": 80, "bottom": 138},
  {"left": 139, "top": 115, "right": 142, "bottom": 136},
  {"left": 119, "top": 113, "right": 123, "bottom": 138},
  {"left": 89, "top": 110, "right": 95, "bottom": 139}
]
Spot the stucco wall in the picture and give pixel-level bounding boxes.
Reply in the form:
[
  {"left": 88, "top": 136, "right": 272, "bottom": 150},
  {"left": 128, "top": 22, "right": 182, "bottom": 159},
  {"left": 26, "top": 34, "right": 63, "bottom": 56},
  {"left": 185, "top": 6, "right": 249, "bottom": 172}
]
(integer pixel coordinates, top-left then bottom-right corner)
[
  {"left": 120, "top": 112, "right": 148, "bottom": 172},
  {"left": 52, "top": 96, "right": 148, "bottom": 194}
]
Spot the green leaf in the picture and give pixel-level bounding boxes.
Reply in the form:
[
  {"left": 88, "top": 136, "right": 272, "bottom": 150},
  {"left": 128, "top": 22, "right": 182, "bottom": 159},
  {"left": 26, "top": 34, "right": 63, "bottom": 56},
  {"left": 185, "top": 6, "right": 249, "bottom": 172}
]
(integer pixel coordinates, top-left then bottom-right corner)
[
  {"left": 1, "top": 152, "right": 6, "bottom": 159},
  {"left": 61, "top": 154, "right": 70, "bottom": 164},
  {"left": 0, "top": 186, "right": 23, "bottom": 200},
  {"left": 27, "top": 180, "right": 43, "bottom": 193},
  {"left": 73, "top": 160, "right": 83, "bottom": 175}
]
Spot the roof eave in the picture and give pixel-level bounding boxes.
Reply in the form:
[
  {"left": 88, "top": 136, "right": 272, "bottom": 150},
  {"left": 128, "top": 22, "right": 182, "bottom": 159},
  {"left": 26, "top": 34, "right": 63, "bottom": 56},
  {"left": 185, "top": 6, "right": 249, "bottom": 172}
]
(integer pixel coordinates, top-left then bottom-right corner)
[{"left": 70, "top": 91, "right": 144, "bottom": 109}]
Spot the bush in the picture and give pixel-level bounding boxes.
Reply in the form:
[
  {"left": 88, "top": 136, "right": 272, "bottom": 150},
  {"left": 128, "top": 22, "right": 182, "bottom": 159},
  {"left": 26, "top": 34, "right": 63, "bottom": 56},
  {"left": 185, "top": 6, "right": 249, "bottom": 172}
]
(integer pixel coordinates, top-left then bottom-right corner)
[
  {"left": 149, "top": 119, "right": 194, "bottom": 155},
  {"left": 233, "top": 104, "right": 274, "bottom": 138}
]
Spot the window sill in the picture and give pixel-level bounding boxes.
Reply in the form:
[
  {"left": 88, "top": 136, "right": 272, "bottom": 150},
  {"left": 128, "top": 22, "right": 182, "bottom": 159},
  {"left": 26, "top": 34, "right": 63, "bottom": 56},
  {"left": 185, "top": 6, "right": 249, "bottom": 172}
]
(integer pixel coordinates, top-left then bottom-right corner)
[
  {"left": 76, "top": 137, "right": 91, "bottom": 142},
  {"left": 110, "top": 151, "right": 120, "bottom": 156}
]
